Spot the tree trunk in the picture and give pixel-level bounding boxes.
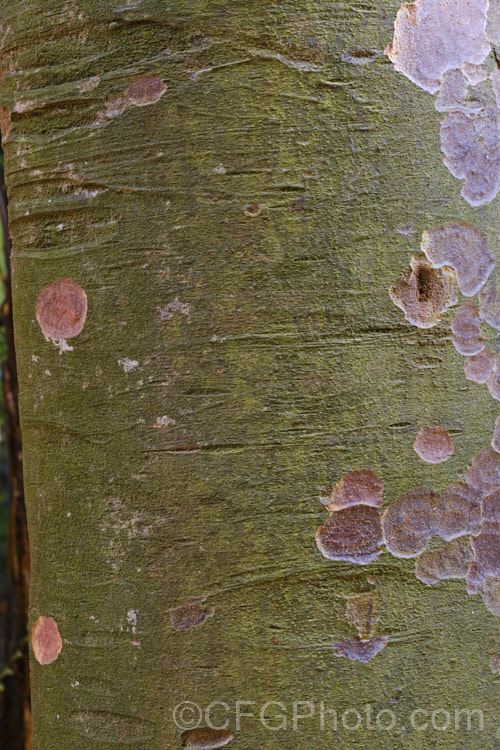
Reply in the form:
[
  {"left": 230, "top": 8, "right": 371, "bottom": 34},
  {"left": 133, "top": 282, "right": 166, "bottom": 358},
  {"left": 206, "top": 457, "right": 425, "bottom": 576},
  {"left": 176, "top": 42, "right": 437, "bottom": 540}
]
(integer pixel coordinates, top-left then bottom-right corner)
[{"left": 0, "top": 1, "right": 499, "bottom": 748}]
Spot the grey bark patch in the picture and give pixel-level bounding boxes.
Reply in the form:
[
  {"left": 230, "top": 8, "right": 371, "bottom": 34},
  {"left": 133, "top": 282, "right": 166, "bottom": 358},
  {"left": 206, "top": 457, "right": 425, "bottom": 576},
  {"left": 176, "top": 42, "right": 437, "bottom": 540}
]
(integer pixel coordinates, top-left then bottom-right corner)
[
  {"left": 435, "top": 69, "right": 470, "bottom": 113},
  {"left": 385, "top": 0, "right": 490, "bottom": 94},
  {"left": 333, "top": 635, "right": 388, "bottom": 663},
  {"left": 481, "top": 577, "right": 500, "bottom": 615},
  {"left": 478, "top": 277, "right": 500, "bottom": 330},
  {"left": 464, "top": 447, "right": 500, "bottom": 493},
  {"left": 492, "top": 415, "right": 500, "bottom": 453},
  {"left": 440, "top": 108, "right": 500, "bottom": 206},
  {"left": 342, "top": 48, "right": 378, "bottom": 65},
  {"left": 415, "top": 537, "right": 473, "bottom": 584},
  {"left": 345, "top": 591, "right": 380, "bottom": 640},
  {"left": 382, "top": 484, "right": 481, "bottom": 558},
  {"left": 421, "top": 222, "right": 494, "bottom": 297},
  {"left": 451, "top": 301, "right": 484, "bottom": 357},
  {"left": 464, "top": 350, "right": 495, "bottom": 383},
  {"left": 490, "top": 653, "right": 500, "bottom": 673},
  {"left": 487, "top": 358, "right": 500, "bottom": 400}
]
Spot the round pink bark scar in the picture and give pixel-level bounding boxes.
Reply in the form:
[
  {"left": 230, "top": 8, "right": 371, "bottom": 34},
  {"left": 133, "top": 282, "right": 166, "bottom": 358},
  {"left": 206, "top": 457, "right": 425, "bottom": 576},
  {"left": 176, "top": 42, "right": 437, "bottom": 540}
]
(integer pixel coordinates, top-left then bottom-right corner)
[
  {"left": 31, "top": 616, "right": 62, "bottom": 665},
  {"left": 36, "top": 278, "right": 87, "bottom": 339},
  {"left": 413, "top": 426, "right": 454, "bottom": 464}
]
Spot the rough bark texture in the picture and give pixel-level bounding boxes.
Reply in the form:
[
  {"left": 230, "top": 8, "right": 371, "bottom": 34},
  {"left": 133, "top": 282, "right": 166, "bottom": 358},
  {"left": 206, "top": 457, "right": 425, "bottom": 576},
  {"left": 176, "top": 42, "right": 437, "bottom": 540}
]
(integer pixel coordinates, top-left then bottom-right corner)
[{"left": 0, "top": 1, "right": 499, "bottom": 748}]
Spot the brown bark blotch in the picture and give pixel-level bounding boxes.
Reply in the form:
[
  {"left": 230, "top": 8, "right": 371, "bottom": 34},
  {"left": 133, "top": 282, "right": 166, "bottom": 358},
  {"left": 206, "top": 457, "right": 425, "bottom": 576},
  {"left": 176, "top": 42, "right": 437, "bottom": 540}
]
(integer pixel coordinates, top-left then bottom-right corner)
[
  {"left": 316, "top": 505, "right": 384, "bottom": 564},
  {"left": 389, "top": 253, "right": 457, "bottom": 328},
  {"left": 36, "top": 278, "right": 87, "bottom": 339},
  {"left": 171, "top": 599, "right": 214, "bottom": 631},
  {"left": 326, "top": 470, "right": 383, "bottom": 511},
  {"left": 181, "top": 727, "right": 234, "bottom": 749},
  {"left": 126, "top": 75, "right": 166, "bottom": 106},
  {"left": 382, "top": 484, "right": 481, "bottom": 558}
]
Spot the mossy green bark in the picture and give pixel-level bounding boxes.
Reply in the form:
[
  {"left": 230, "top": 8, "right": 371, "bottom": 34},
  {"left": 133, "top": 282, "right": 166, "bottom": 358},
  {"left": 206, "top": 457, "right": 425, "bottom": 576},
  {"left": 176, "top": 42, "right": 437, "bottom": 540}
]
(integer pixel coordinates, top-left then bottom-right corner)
[{"left": 0, "top": 1, "right": 499, "bottom": 748}]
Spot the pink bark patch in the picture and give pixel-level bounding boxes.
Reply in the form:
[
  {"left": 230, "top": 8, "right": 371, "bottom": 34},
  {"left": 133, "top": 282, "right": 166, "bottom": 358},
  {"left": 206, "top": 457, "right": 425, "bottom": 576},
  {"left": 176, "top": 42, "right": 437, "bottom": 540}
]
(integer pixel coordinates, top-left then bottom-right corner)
[
  {"left": 36, "top": 278, "right": 87, "bottom": 339},
  {"left": 31, "top": 616, "right": 62, "bottom": 665}
]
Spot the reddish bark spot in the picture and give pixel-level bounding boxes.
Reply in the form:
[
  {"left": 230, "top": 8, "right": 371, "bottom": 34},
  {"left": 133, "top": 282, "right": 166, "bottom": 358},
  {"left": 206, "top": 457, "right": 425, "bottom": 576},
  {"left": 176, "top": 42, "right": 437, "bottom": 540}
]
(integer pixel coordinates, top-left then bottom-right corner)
[
  {"left": 413, "top": 426, "right": 455, "bottom": 464},
  {"left": 171, "top": 599, "right": 214, "bottom": 631},
  {"left": 382, "top": 484, "right": 481, "bottom": 558},
  {"left": 316, "top": 505, "right": 384, "bottom": 564},
  {"left": 126, "top": 75, "right": 166, "bottom": 106},
  {"left": 36, "top": 278, "right": 87, "bottom": 339},
  {"left": 326, "top": 470, "right": 383, "bottom": 511},
  {"left": 31, "top": 616, "right": 62, "bottom": 665}
]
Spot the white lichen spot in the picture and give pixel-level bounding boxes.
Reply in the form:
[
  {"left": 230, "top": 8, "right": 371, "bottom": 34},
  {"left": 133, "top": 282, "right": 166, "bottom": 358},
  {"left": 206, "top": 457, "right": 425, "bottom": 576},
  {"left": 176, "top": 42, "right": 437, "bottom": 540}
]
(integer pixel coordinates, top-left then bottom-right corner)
[
  {"left": 12, "top": 99, "right": 36, "bottom": 113},
  {"left": 153, "top": 415, "right": 175, "bottom": 429},
  {"left": 127, "top": 609, "right": 138, "bottom": 634},
  {"left": 158, "top": 297, "right": 191, "bottom": 322},
  {"left": 48, "top": 337, "right": 74, "bottom": 354},
  {"left": 118, "top": 358, "right": 139, "bottom": 373},
  {"left": 213, "top": 164, "right": 226, "bottom": 174},
  {"left": 78, "top": 75, "right": 100, "bottom": 93}
]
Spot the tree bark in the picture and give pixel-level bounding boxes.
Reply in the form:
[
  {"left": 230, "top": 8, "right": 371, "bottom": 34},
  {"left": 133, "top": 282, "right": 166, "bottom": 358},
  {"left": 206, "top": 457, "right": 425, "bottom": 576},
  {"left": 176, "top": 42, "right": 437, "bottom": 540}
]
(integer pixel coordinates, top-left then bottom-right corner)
[{"left": 0, "top": 1, "right": 499, "bottom": 748}]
